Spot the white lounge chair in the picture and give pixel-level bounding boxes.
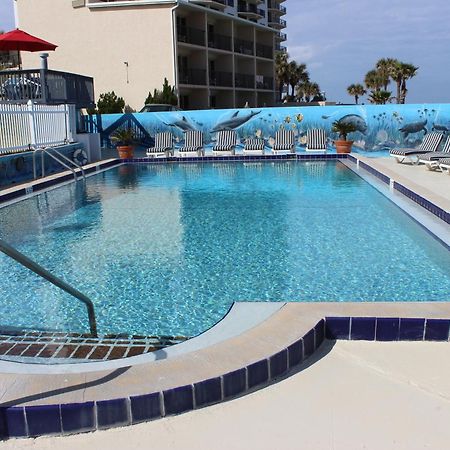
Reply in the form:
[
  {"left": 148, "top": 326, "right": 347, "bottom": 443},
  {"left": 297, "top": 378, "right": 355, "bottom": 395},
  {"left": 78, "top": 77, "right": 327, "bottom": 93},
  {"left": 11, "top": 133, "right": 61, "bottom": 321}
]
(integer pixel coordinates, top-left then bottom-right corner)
[
  {"left": 243, "top": 138, "right": 265, "bottom": 156},
  {"left": 306, "top": 129, "right": 327, "bottom": 153},
  {"left": 146, "top": 132, "right": 174, "bottom": 158},
  {"left": 178, "top": 130, "right": 204, "bottom": 157},
  {"left": 271, "top": 129, "right": 296, "bottom": 155},
  {"left": 212, "top": 130, "right": 237, "bottom": 156},
  {"left": 418, "top": 136, "right": 450, "bottom": 170},
  {"left": 389, "top": 132, "right": 443, "bottom": 164},
  {"left": 439, "top": 158, "right": 450, "bottom": 175}
]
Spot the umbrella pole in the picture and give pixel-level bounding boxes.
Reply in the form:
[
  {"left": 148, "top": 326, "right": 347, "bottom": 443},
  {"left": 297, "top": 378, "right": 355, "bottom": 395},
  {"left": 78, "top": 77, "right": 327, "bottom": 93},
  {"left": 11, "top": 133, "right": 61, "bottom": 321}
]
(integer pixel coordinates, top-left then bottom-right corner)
[{"left": 17, "top": 50, "right": 22, "bottom": 70}]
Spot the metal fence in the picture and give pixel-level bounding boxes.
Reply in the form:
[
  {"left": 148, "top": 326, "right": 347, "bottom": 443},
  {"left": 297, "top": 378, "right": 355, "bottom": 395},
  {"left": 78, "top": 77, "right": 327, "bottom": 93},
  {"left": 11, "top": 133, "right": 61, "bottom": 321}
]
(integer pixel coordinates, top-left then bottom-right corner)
[{"left": 0, "top": 101, "right": 75, "bottom": 155}]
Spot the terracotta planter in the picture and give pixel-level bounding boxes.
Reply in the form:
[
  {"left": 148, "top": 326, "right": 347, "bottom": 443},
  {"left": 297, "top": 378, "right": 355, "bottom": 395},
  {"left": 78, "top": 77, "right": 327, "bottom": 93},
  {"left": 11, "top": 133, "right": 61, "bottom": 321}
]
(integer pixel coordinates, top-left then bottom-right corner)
[
  {"left": 334, "top": 140, "right": 353, "bottom": 154},
  {"left": 117, "top": 145, "right": 134, "bottom": 159}
]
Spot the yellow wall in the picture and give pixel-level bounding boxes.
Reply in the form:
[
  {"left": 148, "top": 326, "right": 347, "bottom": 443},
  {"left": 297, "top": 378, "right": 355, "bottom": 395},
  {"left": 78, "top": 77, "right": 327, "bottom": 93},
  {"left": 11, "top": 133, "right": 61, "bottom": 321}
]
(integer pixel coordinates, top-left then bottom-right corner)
[{"left": 16, "top": 0, "right": 176, "bottom": 110}]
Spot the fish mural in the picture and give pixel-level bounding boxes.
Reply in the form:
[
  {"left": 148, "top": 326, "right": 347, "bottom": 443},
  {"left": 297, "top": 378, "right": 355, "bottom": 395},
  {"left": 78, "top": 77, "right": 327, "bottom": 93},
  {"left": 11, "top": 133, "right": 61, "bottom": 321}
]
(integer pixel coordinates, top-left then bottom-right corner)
[
  {"left": 211, "top": 110, "right": 261, "bottom": 132},
  {"left": 399, "top": 119, "right": 427, "bottom": 138},
  {"left": 96, "top": 104, "right": 450, "bottom": 154}
]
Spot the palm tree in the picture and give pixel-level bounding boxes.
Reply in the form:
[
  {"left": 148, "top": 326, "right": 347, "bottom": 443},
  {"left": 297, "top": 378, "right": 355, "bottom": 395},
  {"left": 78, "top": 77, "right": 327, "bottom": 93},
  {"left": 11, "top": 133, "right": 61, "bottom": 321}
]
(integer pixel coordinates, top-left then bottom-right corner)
[
  {"left": 302, "top": 81, "right": 320, "bottom": 102},
  {"left": 287, "top": 61, "right": 309, "bottom": 99},
  {"left": 368, "top": 90, "right": 392, "bottom": 105},
  {"left": 375, "top": 58, "right": 397, "bottom": 90},
  {"left": 275, "top": 51, "right": 289, "bottom": 102},
  {"left": 399, "top": 63, "right": 418, "bottom": 104},
  {"left": 364, "top": 69, "right": 385, "bottom": 92},
  {"left": 347, "top": 84, "right": 366, "bottom": 104}
]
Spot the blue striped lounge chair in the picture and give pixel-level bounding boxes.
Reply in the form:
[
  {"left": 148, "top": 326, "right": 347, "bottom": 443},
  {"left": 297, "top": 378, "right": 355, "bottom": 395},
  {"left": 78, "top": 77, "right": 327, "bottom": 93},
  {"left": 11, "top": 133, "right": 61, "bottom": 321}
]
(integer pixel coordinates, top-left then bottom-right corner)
[
  {"left": 243, "top": 138, "right": 265, "bottom": 156},
  {"left": 418, "top": 135, "right": 450, "bottom": 170},
  {"left": 178, "top": 130, "right": 204, "bottom": 157},
  {"left": 389, "top": 132, "right": 443, "bottom": 164},
  {"left": 271, "top": 129, "right": 296, "bottom": 155},
  {"left": 306, "top": 129, "right": 327, "bottom": 153},
  {"left": 439, "top": 157, "right": 450, "bottom": 175},
  {"left": 146, "top": 132, "right": 174, "bottom": 158},
  {"left": 212, "top": 130, "right": 237, "bottom": 156}
]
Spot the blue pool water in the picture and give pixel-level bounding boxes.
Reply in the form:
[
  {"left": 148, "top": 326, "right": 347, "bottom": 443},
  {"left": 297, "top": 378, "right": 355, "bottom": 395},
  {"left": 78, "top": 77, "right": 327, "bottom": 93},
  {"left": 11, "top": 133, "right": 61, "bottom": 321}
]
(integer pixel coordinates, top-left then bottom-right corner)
[{"left": 0, "top": 161, "right": 449, "bottom": 337}]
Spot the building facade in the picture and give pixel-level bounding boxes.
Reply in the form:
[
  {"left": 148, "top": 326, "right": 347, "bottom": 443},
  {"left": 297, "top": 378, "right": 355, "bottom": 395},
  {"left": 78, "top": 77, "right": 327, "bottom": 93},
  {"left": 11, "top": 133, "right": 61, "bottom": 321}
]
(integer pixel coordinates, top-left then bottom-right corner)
[{"left": 15, "top": 0, "right": 286, "bottom": 111}]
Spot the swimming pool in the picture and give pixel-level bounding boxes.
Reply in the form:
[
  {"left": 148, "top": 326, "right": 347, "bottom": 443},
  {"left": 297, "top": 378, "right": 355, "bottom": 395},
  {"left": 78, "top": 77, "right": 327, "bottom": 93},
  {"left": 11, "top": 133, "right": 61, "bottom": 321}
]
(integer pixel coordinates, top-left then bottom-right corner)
[{"left": 0, "top": 161, "right": 449, "bottom": 337}]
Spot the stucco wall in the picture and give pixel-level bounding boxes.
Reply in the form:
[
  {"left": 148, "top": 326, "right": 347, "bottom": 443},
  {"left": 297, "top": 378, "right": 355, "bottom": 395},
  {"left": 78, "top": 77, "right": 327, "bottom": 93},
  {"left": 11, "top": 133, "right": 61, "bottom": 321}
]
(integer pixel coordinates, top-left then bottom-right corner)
[{"left": 16, "top": 0, "right": 176, "bottom": 111}]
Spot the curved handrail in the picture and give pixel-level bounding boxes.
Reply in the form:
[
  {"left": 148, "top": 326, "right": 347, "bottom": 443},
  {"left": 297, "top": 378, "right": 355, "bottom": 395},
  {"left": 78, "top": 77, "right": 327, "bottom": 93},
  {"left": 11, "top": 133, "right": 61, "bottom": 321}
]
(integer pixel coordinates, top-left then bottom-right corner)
[
  {"left": 32, "top": 147, "right": 85, "bottom": 181},
  {"left": 0, "top": 239, "right": 97, "bottom": 337}
]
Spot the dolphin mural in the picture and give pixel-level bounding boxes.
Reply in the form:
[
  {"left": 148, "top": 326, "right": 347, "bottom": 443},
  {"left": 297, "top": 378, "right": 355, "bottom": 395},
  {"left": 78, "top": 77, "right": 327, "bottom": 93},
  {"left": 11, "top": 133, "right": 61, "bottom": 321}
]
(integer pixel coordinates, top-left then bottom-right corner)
[
  {"left": 399, "top": 119, "right": 427, "bottom": 138},
  {"left": 211, "top": 110, "right": 261, "bottom": 132},
  {"left": 335, "top": 115, "right": 368, "bottom": 134},
  {"left": 162, "top": 115, "right": 198, "bottom": 132}
]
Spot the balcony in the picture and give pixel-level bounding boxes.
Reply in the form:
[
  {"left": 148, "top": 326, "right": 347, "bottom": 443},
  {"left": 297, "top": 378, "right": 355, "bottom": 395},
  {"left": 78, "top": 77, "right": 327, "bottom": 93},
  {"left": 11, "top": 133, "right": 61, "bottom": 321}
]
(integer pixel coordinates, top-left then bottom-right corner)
[
  {"left": 268, "top": 15, "right": 287, "bottom": 29},
  {"left": 190, "top": 0, "right": 227, "bottom": 10},
  {"left": 177, "top": 26, "right": 206, "bottom": 47},
  {"left": 256, "top": 43, "right": 273, "bottom": 59},
  {"left": 234, "top": 38, "right": 254, "bottom": 56},
  {"left": 209, "top": 71, "right": 233, "bottom": 87},
  {"left": 179, "top": 68, "right": 207, "bottom": 86},
  {"left": 267, "top": 1, "right": 287, "bottom": 14},
  {"left": 235, "top": 73, "right": 255, "bottom": 89},
  {"left": 275, "top": 43, "right": 287, "bottom": 52},
  {"left": 0, "top": 69, "right": 94, "bottom": 108},
  {"left": 275, "top": 31, "right": 287, "bottom": 41},
  {"left": 208, "top": 33, "right": 233, "bottom": 52},
  {"left": 256, "top": 76, "right": 273, "bottom": 90},
  {"left": 237, "top": 2, "right": 264, "bottom": 19}
]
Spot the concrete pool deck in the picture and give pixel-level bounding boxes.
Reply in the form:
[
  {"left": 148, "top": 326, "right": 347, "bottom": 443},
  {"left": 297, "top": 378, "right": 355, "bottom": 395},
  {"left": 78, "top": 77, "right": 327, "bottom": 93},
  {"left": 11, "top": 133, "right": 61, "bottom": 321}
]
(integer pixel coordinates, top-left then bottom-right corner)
[{"left": 4, "top": 340, "right": 450, "bottom": 450}]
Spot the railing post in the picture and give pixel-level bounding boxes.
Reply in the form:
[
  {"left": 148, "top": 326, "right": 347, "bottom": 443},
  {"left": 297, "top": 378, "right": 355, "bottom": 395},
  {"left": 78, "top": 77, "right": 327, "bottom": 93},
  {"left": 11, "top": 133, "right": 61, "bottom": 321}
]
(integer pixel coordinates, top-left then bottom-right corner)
[
  {"left": 39, "top": 53, "right": 49, "bottom": 104},
  {"left": 27, "top": 100, "right": 37, "bottom": 149}
]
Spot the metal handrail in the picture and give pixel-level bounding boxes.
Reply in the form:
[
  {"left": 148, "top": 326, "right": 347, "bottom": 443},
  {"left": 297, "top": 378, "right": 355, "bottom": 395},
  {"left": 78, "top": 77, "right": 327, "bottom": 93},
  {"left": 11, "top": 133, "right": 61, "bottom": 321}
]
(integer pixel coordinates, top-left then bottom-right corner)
[
  {"left": 32, "top": 147, "right": 85, "bottom": 181},
  {"left": 0, "top": 239, "right": 98, "bottom": 337}
]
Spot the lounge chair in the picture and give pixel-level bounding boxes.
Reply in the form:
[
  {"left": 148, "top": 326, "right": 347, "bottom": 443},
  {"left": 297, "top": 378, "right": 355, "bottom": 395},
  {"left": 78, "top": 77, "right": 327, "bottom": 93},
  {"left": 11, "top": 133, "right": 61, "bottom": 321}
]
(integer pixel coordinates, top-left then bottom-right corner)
[
  {"left": 243, "top": 138, "right": 265, "bottom": 156},
  {"left": 306, "top": 129, "right": 327, "bottom": 153},
  {"left": 178, "top": 130, "right": 204, "bottom": 157},
  {"left": 212, "top": 130, "right": 237, "bottom": 156},
  {"left": 146, "top": 132, "right": 174, "bottom": 158},
  {"left": 271, "top": 129, "right": 296, "bottom": 155},
  {"left": 389, "top": 132, "right": 443, "bottom": 164},
  {"left": 418, "top": 136, "right": 450, "bottom": 170},
  {"left": 439, "top": 158, "right": 450, "bottom": 175}
]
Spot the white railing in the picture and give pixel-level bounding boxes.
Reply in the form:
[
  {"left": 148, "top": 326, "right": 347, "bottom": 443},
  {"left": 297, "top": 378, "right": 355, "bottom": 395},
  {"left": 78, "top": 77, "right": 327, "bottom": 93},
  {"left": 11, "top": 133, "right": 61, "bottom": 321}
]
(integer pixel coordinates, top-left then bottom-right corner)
[{"left": 0, "top": 101, "right": 75, "bottom": 155}]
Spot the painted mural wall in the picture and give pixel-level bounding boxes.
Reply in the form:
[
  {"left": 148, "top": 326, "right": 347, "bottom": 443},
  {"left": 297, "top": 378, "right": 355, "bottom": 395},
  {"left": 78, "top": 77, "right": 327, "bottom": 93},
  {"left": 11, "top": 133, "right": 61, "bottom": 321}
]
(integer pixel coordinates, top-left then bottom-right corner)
[{"left": 97, "top": 104, "right": 450, "bottom": 154}]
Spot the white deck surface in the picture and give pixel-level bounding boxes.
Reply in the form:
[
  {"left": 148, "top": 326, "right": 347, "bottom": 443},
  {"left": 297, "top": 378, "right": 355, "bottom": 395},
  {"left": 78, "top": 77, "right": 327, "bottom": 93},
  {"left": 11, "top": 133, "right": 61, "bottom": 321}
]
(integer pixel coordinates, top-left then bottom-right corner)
[{"left": 5, "top": 340, "right": 450, "bottom": 450}]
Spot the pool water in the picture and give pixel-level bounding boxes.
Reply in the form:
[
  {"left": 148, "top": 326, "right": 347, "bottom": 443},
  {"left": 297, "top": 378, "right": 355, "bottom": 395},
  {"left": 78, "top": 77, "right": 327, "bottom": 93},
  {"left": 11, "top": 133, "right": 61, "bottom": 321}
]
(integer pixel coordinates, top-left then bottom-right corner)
[{"left": 0, "top": 161, "right": 449, "bottom": 337}]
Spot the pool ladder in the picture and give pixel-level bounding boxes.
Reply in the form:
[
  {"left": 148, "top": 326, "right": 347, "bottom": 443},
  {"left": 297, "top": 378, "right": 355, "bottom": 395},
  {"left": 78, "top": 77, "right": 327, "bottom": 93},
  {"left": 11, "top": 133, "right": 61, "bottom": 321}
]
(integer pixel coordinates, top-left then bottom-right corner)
[
  {"left": 32, "top": 146, "right": 85, "bottom": 182},
  {"left": 0, "top": 239, "right": 97, "bottom": 337}
]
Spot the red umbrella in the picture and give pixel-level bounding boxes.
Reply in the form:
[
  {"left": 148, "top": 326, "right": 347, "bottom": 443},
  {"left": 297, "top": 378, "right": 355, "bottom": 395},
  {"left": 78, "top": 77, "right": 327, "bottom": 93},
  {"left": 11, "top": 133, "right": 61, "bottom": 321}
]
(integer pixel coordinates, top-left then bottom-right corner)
[{"left": 0, "top": 29, "right": 57, "bottom": 69}]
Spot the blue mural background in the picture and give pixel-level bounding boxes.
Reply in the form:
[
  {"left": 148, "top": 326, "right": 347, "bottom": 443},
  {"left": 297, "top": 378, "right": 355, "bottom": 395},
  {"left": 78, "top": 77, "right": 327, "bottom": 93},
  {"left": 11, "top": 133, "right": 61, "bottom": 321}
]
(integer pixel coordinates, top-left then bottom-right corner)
[{"left": 94, "top": 104, "right": 450, "bottom": 155}]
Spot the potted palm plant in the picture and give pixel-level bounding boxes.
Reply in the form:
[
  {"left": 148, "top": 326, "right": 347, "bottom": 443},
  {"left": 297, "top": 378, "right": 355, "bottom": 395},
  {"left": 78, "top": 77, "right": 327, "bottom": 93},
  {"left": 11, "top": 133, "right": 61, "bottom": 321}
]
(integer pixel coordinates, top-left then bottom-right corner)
[
  {"left": 332, "top": 121, "right": 357, "bottom": 153},
  {"left": 110, "top": 128, "right": 136, "bottom": 159}
]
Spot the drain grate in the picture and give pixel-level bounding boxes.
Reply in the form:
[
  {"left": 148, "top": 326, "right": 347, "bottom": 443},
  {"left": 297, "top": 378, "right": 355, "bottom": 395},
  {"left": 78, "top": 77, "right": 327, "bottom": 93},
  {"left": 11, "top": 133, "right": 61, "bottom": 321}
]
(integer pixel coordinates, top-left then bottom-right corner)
[{"left": 0, "top": 330, "right": 190, "bottom": 362}]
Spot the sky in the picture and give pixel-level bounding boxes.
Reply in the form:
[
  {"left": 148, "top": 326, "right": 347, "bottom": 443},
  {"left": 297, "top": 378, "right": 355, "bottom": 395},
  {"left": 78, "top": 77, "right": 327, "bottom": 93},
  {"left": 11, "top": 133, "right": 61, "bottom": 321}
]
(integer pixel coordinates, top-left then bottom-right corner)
[{"left": 1, "top": 0, "right": 449, "bottom": 103}]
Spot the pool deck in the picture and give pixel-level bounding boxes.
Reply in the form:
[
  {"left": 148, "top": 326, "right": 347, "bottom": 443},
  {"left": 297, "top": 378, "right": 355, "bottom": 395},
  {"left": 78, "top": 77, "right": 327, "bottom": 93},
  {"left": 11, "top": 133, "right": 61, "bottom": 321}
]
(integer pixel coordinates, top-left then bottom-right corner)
[{"left": 5, "top": 340, "right": 450, "bottom": 450}]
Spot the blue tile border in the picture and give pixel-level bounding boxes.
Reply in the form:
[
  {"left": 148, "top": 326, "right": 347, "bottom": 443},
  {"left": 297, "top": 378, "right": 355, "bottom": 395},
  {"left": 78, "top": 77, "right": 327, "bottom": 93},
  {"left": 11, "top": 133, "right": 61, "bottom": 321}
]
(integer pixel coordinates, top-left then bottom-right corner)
[{"left": 0, "top": 313, "right": 448, "bottom": 440}]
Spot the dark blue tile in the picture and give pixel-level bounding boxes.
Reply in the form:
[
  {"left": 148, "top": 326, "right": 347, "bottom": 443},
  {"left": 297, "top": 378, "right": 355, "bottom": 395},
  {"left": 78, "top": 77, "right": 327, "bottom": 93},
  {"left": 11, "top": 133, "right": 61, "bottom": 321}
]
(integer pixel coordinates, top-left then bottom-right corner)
[
  {"left": 399, "top": 318, "right": 425, "bottom": 341},
  {"left": 303, "top": 329, "right": 315, "bottom": 357},
  {"left": 315, "top": 319, "right": 325, "bottom": 346},
  {"left": 223, "top": 368, "right": 246, "bottom": 398},
  {"left": 247, "top": 359, "right": 269, "bottom": 389},
  {"left": 194, "top": 378, "right": 222, "bottom": 407},
  {"left": 130, "top": 393, "right": 161, "bottom": 423},
  {"left": 26, "top": 405, "right": 61, "bottom": 437},
  {"left": 61, "top": 402, "right": 95, "bottom": 433},
  {"left": 270, "top": 349, "right": 288, "bottom": 379},
  {"left": 2, "top": 407, "right": 27, "bottom": 438},
  {"left": 351, "top": 317, "right": 376, "bottom": 340},
  {"left": 325, "top": 317, "right": 350, "bottom": 339},
  {"left": 376, "top": 318, "right": 399, "bottom": 341},
  {"left": 287, "top": 339, "right": 303, "bottom": 368},
  {"left": 425, "top": 319, "right": 450, "bottom": 341},
  {"left": 164, "top": 385, "right": 194, "bottom": 415},
  {"left": 96, "top": 398, "right": 129, "bottom": 429}
]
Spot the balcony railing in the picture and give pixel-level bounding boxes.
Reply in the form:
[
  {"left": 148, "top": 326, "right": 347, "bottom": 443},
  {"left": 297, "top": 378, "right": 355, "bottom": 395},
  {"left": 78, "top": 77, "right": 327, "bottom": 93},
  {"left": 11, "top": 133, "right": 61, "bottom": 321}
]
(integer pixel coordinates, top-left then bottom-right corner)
[
  {"left": 235, "top": 73, "right": 255, "bottom": 89},
  {"left": 267, "top": 1, "right": 287, "bottom": 14},
  {"left": 209, "top": 71, "right": 233, "bottom": 87},
  {"left": 256, "top": 76, "right": 274, "bottom": 90},
  {"left": 177, "top": 26, "right": 206, "bottom": 47},
  {"left": 234, "top": 38, "right": 254, "bottom": 56},
  {"left": 179, "top": 68, "right": 207, "bottom": 86},
  {"left": 256, "top": 43, "right": 273, "bottom": 59},
  {"left": 208, "top": 33, "right": 233, "bottom": 52},
  {"left": 0, "top": 69, "right": 94, "bottom": 108}
]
